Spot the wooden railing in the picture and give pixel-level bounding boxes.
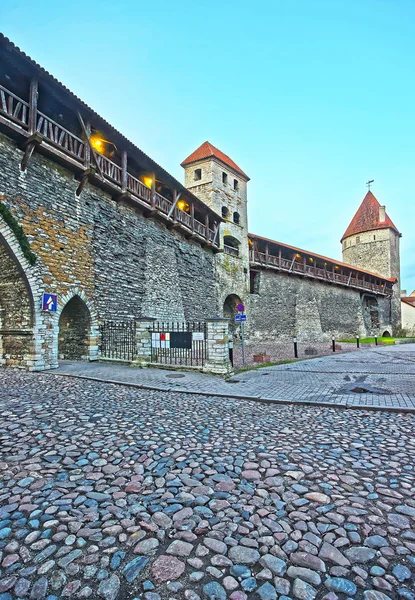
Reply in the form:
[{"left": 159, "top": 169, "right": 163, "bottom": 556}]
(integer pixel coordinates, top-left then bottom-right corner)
[
  {"left": 37, "top": 111, "right": 85, "bottom": 161},
  {"left": 250, "top": 249, "right": 392, "bottom": 296},
  {"left": 0, "top": 81, "right": 220, "bottom": 248},
  {"left": 194, "top": 219, "right": 206, "bottom": 238},
  {"left": 95, "top": 153, "right": 122, "bottom": 184},
  {"left": 176, "top": 208, "right": 192, "bottom": 229},
  {"left": 127, "top": 174, "right": 151, "bottom": 202},
  {"left": 0, "top": 85, "right": 29, "bottom": 127},
  {"left": 224, "top": 244, "right": 239, "bottom": 257}
]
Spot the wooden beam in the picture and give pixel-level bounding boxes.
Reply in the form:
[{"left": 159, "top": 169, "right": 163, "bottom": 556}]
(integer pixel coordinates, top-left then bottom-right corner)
[
  {"left": 28, "top": 79, "right": 38, "bottom": 135},
  {"left": 205, "top": 213, "right": 210, "bottom": 242},
  {"left": 191, "top": 202, "right": 195, "bottom": 233},
  {"left": 265, "top": 244, "right": 269, "bottom": 264},
  {"left": 151, "top": 173, "right": 156, "bottom": 209},
  {"left": 77, "top": 111, "right": 104, "bottom": 179},
  {"left": 212, "top": 222, "right": 220, "bottom": 245},
  {"left": 167, "top": 191, "right": 181, "bottom": 219},
  {"left": 121, "top": 150, "right": 128, "bottom": 193}
]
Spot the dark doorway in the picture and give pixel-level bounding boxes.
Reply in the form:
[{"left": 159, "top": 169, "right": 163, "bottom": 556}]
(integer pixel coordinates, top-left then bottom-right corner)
[
  {"left": 223, "top": 293, "right": 243, "bottom": 338},
  {"left": 58, "top": 296, "right": 91, "bottom": 359}
]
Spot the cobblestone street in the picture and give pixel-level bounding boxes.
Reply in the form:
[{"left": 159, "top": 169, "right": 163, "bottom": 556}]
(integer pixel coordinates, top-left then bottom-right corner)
[
  {"left": 0, "top": 368, "right": 414, "bottom": 600},
  {"left": 54, "top": 344, "right": 415, "bottom": 412}
]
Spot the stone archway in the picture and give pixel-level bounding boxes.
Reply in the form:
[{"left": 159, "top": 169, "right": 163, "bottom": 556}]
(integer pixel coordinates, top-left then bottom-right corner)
[
  {"left": 0, "top": 225, "right": 37, "bottom": 368},
  {"left": 223, "top": 293, "right": 243, "bottom": 338},
  {"left": 56, "top": 290, "right": 99, "bottom": 362},
  {"left": 58, "top": 296, "right": 91, "bottom": 359}
]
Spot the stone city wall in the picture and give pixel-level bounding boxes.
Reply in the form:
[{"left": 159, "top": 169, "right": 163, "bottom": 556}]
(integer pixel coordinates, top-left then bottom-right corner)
[
  {"left": 0, "top": 133, "right": 218, "bottom": 368},
  {"left": 246, "top": 269, "right": 393, "bottom": 342}
]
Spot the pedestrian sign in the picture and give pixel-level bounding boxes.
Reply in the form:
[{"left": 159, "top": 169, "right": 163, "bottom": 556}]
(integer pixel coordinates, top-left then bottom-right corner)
[
  {"left": 42, "top": 293, "right": 57, "bottom": 312},
  {"left": 235, "top": 314, "right": 247, "bottom": 322}
]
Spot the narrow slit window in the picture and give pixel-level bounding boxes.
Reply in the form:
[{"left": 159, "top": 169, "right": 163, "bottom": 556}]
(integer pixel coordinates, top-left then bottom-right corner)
[
  {"left": 222, "top": 172, "right": 228, "bottom": 184},
  {"left": 234, "top": 179, "right": 239, "bottom": 190}
]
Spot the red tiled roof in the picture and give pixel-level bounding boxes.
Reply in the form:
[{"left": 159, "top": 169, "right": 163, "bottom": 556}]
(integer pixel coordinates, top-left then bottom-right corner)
[
  {"left": 181, "top": 141, "right": 249, "bottom": 180},
  {"left": 341, "top": 191, "right": 400, "bottom": 241},
  {"left": 249, "top": 233, "right": 397, "bottom": 283},
  {"left": 402, "top": 297, "right": 415, "bottom": 306}
]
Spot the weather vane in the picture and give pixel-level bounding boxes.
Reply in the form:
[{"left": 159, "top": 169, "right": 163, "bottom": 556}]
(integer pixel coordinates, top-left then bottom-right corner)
[{"left": 366, "top": 179, "right": 374, "bottom": 190}]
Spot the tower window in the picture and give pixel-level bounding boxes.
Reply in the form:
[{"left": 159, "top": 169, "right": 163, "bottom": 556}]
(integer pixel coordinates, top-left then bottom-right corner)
[
  {"left": 373, "top": 235, "right": 376, "bottom": 240},
  {"left": 234, "top": 179, "right": 239, "bottom": 190},
  {"left": 222, "top": 172, "right": 228, "bottom": 184},
  {"left": 222, "top": 206, "right": 229, "bottom": 219},
  {"left": 356, "top": 236, "right": 360, "bottom": 244},
  {"left": 194, "top": 168, "right": 202, "bottom": 181},
  {"left": 233, "top": 212, "right": 240, "bottom": 224}
]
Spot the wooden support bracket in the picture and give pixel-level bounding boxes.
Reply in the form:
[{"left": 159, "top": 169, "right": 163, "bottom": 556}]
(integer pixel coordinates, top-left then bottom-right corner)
[
  {"left": 75, "top": 167, "right": 96, "bottom": 197},
  {"left": 20, "top": 132, "right": 43, "bottom": 172}
]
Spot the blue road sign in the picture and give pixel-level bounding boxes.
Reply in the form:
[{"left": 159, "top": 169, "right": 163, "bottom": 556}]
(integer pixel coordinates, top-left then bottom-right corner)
[
  {"left": 235, "top": 314, "right": 247, "bottom": 322},
  {"left": 42, "top": 293, "right": 58, "bottom": 312}
]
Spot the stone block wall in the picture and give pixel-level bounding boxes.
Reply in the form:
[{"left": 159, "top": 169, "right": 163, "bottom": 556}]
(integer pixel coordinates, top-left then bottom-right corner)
[
  {"left": 246, "top": 269, "right": 393, "bottom": 341},
  {"left": 0, "top": 133, "right": 218, "bottom": 369}
]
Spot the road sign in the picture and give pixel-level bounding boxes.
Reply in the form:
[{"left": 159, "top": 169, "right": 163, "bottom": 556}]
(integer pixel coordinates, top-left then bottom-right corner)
[
  {"left": 42, "top": 293, "right": 57, "bottom": 312},
  {"left": 236, "top": 303, "right": 245, "bottom": 312},
  {"left": 235, "top": 314, "right": 247, "bottom": 322}
]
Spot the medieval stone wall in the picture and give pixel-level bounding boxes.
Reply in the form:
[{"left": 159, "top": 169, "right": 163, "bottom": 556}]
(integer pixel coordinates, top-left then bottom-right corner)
[
  {"left": 246, "top": 270, "right": 393, "bottom": 341},
  {"left": 0, "top": 133, "right": 218, "bottom": 351}
]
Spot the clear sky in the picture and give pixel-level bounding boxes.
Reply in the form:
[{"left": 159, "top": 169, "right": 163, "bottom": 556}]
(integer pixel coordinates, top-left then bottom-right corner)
[{"left": 2, "top": 0, "right": 414, "bottom": 292}]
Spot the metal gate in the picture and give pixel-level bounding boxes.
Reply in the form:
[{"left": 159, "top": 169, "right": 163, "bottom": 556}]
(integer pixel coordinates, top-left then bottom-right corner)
[
  {"left": 150, "top": 321, "right": 207, "bottom": 366},
  {"left": 99, "top": 321, "right": 137, "bottom": 361}
]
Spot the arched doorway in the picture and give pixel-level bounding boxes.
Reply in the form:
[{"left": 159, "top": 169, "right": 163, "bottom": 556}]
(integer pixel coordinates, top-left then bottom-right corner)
[
  {"left": 0, "top": 231, "right": 35, "bottom": 367},
  {"left": 58, "top": 296, "right": 91, "bottom": 360},
  {"left": 223, "top": 293, "right": 243, "bottom": 338}
]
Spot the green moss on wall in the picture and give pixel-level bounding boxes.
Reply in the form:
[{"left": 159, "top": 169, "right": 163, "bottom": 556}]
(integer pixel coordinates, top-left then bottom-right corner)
[{"left": 0, "top": 202, "right": 37, "bottom": 265}]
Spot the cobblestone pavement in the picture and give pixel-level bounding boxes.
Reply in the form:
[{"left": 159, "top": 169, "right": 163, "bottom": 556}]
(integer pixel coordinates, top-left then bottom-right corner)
[
  {"left": 54, "top": 344, "right": 415, "bottom": 412},
  {"left": 0, "top": 369, "right": 414, "bottom": 600},
  {"left": 232, "top": 341, "right": 359, "bottom": 370}
]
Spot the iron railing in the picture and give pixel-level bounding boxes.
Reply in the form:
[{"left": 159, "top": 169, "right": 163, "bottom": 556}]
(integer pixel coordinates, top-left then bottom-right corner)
[
  {"left": 150, "top": 321, "right": 207, "bottom": 367},
  {"left": 99, "top": 321, "right": 137, "bottom": 361}
]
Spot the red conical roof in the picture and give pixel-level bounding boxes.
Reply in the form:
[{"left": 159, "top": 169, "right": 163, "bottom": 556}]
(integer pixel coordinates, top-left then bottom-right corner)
[
  {"left": 341, "top": 191, "right": 399, "bottom": 241},
  {"left": 181, "top": 141, "right": 249, "bottom": 180}
]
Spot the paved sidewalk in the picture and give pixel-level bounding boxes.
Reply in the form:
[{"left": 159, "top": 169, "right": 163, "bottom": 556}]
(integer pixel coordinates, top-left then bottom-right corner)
[{"left": 51, "top": 344, "right": 415, "bottom": 412}]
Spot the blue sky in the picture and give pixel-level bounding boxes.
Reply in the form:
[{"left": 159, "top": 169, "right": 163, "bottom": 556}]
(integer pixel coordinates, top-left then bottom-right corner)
[{"left": 2, "top": 0, "right": 414, "bottom": 292}]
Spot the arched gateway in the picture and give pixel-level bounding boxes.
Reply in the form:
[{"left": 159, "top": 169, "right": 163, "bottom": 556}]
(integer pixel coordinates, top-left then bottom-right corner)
[
  {"left": 56, "top": 291, "right": 99, "bottom": 362},
  {"left": 0, "top": 225, "right": 37, "bottom": 368},
  {"left": 223, "top": 293, "right": 243, "bottom": 337}
]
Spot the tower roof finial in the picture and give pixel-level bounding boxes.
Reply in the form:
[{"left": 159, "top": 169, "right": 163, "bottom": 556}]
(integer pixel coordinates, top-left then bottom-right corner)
[{"left": 366, "top": 179, "right": 374, "bottom": 190}]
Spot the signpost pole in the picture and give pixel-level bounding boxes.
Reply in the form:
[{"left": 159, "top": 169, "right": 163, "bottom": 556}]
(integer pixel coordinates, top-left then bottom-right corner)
[{"left": 241, "top": 321, "right": 245, "bottom": 367}]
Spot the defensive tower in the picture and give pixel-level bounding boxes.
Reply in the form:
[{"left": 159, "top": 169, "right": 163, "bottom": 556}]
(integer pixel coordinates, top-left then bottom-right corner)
[
  {"left": 181, "top": 142, "right": 250, "bottom": 316},
  {"left": 341, "top": 191, "right": 401, "bottom": 332}
]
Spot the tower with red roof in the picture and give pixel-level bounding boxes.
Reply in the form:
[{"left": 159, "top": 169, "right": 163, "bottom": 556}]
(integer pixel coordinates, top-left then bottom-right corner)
[
  {"left": 341, "top": 191, "right": 401, "bottom": 331},
  {"left": 181, "top": 142, "right": 250, "bottom": 314}
]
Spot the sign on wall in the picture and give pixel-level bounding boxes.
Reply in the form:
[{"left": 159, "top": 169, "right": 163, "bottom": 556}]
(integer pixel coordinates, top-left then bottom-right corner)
[
  {"left": 42, "top": 293, "right": 58, "bottom": 312},
  {"left": 192, "top": 332, "right": 205, "bottom": 341},
  {"left": 151, "top": 332, "right": 193, "bottom": 349}
]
